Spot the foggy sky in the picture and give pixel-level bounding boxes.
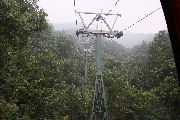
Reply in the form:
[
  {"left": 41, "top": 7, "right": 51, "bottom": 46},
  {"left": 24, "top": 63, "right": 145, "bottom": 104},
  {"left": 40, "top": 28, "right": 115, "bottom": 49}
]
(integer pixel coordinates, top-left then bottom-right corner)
[{"left": 38, "top": 0, "right": 167, "bottom": 33}]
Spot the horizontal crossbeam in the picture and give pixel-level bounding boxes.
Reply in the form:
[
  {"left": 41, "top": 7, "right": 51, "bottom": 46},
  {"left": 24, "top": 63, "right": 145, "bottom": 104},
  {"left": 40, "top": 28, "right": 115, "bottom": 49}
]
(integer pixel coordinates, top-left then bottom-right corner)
[
  {"left": 76, "top": 29, "right": 123, "bottom": 39},
  {"left": 76, "top": 11, "right": 121, "bottom": 16}
]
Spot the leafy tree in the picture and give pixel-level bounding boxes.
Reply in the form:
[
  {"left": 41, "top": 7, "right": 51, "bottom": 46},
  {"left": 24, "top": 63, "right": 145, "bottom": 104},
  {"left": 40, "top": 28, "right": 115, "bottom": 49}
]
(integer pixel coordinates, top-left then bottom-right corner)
[
  {"left": 0, "top": 0, "right": 47, "bottom": 67},
  {"left": 0, "top": 2, "right": 179, "bottom": 119}
]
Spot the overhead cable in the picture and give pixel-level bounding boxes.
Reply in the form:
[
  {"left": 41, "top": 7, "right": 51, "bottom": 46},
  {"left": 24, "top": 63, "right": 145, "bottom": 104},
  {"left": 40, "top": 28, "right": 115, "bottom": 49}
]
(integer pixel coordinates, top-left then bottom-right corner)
[{"left": 122, "top": 7, "right": 162, "bottom": 31}]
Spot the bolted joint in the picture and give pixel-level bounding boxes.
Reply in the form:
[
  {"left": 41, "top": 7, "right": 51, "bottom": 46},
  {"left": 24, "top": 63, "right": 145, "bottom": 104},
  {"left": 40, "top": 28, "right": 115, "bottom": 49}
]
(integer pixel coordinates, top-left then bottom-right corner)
[
  {"left": 76, "top": 30, "right": 79, "bottom": 37},
  {"left": 115, "top": 31, "right": 123, "bottom": 39},
  {"left": 96, "top": 15, "right": 103, "bottom": 21}
]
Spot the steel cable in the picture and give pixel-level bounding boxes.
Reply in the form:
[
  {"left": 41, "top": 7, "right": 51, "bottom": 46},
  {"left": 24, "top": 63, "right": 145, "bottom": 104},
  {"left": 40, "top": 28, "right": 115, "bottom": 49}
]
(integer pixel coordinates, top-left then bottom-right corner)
[{"left": 122, "top": 7, "right": 162, "bottom": 31}]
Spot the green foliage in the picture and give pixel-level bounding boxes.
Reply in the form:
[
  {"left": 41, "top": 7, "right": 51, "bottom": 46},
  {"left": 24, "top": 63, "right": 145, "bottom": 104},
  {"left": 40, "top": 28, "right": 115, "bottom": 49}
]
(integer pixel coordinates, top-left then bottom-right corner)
[
  {"left": 0, "top": 3, "right": 179, "bottom": 119},
  {"left": 102, "top": 40, "right": 129, "bottom": 61},
  {"left": 103, "top": 30, "right": 180, "bottom": 120},
  {"left": 0, "top": 0, "right": 47, "bottom": 68}
]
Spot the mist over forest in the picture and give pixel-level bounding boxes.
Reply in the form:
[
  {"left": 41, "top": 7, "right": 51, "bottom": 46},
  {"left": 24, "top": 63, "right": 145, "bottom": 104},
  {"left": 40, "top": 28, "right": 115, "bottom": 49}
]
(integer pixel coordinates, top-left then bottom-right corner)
[
  {"left": 52, "top": 22, "right": 155, "bottom": 48},
  {"left": 0, "top": 1, "right": 180, "bottom": 120}
]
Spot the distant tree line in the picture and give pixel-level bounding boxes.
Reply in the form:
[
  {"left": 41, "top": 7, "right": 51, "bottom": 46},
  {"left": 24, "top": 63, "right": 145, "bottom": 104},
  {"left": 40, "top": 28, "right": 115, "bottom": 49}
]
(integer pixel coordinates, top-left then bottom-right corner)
[{"left": 0, "top": 0, "right": 179, "bottom": 120}]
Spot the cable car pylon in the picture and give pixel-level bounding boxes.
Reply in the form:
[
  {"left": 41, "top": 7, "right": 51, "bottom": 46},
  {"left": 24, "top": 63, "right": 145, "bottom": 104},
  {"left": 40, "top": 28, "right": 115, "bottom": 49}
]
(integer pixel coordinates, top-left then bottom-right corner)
[
  {"left": 78, "top": 38, "right": 94, "bottom": 78},
  {"left": 75, "top": 11, "right": 123, "bottom": 120}
]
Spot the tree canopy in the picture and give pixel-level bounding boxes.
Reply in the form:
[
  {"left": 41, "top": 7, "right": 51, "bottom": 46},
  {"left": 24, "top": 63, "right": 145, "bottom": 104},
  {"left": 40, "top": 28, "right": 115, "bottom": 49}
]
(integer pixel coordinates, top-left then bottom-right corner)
[{"left": 0, "top": 1, "right": 179, "bottom": 120}]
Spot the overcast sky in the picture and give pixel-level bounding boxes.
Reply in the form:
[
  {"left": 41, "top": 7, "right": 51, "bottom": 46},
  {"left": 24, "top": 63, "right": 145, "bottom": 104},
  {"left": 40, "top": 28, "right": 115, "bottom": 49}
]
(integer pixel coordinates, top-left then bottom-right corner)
[{"left": 38, "top": 0, "right": 167, "bottom": 33}]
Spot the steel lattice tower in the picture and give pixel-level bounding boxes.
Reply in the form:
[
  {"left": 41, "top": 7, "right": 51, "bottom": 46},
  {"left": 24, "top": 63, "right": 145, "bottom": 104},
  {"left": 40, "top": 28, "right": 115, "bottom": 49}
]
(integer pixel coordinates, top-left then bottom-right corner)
[
  {"left": 75, "top": 12, "right": 123, "bottom": 120},
  {"left": 90, "top": 34, "right": 108, "bottom": 120}
]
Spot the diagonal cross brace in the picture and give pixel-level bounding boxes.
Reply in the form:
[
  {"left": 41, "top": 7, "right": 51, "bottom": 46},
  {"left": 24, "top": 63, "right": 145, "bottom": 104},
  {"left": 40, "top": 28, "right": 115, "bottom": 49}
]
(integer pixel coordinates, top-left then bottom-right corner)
[
  {"left": 86, "top": 14, "right": 99, "bottom": 30},
  {"left": 78, "top": 13, "right": 87, "bottom": 30},
  {"left": 77, "top": 11, "right": 120, "bottom": 32}
]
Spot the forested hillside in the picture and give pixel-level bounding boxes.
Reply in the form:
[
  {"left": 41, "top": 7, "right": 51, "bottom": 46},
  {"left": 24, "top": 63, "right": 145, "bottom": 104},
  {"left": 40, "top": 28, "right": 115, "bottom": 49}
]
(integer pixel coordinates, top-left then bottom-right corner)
[{"left": 0, "top": 0, "right": 179, "bottom": 120}]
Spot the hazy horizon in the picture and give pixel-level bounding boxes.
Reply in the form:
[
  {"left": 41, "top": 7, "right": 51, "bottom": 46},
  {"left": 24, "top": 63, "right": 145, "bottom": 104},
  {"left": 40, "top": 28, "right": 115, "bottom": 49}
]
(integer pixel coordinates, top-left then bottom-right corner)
[
  {"left": 50, "top": 21, "right": 167, "bottom": 34},
  {"left": 38, "top": 0, "right": 167, "bottom": 33}
]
